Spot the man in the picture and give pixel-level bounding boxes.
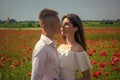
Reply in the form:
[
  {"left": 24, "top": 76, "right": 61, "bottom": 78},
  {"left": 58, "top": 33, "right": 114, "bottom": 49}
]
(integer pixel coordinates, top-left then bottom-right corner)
[{"left": 31, "top": 8, "right": 61, "bottom": 80}]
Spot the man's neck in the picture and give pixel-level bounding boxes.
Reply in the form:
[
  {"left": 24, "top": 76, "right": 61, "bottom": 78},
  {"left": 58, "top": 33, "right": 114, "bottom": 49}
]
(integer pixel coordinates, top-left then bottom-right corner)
[
  {"left": 42, "top": 28, "right": 55, "bottom": 40},
  {"left": 42, "top": 33, "right": 54, "bottom": 41},
  {"left": 46, "top": 34, "right": 54, "bottom": 41}
]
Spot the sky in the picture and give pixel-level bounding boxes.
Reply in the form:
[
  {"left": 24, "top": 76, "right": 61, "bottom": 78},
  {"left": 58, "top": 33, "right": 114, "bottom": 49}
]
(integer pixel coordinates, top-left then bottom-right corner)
[{"left": 0, "top": 0, "right": 120, "bottom": 21}]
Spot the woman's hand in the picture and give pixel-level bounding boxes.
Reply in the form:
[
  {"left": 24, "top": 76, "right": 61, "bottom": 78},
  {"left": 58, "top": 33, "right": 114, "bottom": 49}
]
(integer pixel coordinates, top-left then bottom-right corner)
[{"left": 77, "top": 70, "right": 91, "bottom": 80}]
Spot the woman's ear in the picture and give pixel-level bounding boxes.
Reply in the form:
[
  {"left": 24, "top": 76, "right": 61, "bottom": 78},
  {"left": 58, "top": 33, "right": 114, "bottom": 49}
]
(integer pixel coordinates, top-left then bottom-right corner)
[{"left": 74, "top": 27, "right": 78, "bottom": 32}]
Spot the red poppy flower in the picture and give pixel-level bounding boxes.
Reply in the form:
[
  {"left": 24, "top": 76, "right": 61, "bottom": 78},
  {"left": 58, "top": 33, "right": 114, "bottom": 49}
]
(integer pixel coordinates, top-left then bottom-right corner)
[
  {"left": 104, "top": 71, "right": 109, "bottom": 76},
  {"left": 92, "top": 71, "right": 101, "bottom": 78},
  {"left": 99, "top": 51, "right": 107, "bottom": 57},
  {"left": 114, "top": 66, "right": 120, "bottom": 71},
  {"left": 88, "top": 49, "right": 96, "bottom": 56},
  {"left": 7, "top": 57, "right": 12, "bottom": 62},
  {"left": 113, "top": 57, "right": 120, "bottom": 63},
  {"left": 27, "top": 72, "right": 31, "bottom": 76},
  {"left": 23, "top": 53, "right": 28, "bottom": 57},
  {"left": 9, "top": 64, "right": 14, "bottom": 69},
  {"left": 0, "top": 60, "right": 4, "bottom": 68},
  {"left": 91, "top": 60, "right": 98, "bottom": 65},
  {"left": 1, "top": 57, "right": 5, "bottom": 61},
  {"left": 109, "top": 61, "right": 115, "bottom": 66},
  {"left": 100, "top": 62, "right": 105, "bottom": 70},
  {"left": 88, "top": 52, "right": 94, "bottom": 56}
]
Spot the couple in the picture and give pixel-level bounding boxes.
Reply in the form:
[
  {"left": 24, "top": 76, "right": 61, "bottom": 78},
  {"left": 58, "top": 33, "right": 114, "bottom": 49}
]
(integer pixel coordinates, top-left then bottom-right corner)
[{"left": 31, "top": 8, "right": 92, "bottom": 80}]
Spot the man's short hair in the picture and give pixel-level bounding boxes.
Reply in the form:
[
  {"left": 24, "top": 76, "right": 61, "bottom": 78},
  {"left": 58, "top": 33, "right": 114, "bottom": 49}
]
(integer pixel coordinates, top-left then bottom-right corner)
[{"left": 39, "top": 8, "right": 58, "bottom": 19}]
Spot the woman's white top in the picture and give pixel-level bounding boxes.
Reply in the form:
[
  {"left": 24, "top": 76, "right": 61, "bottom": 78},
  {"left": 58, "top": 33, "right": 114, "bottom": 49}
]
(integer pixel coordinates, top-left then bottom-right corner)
[{"left": 57, "top": 45, "right": 92, "bottom": 80}]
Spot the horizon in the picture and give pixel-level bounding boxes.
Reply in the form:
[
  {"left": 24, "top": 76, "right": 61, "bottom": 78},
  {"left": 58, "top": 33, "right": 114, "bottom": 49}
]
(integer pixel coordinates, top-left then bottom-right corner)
[
  {"left": 0, "top": 0, "right": 120, "bottom": 21},
  {"left": 0, "top": 17, "right": 120, "bottom": 22}
]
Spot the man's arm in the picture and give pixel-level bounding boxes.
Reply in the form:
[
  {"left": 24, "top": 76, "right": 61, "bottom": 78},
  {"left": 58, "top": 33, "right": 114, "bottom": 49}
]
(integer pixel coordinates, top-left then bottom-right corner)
[{"left": 31, "top": 48, "right": 48, "bottom": 80}]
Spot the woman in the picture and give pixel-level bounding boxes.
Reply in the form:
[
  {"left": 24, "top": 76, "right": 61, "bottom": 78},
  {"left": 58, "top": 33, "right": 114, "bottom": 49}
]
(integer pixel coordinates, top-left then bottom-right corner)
[{"left": 57, "top": 13, "right": 92, "bottom": 80}]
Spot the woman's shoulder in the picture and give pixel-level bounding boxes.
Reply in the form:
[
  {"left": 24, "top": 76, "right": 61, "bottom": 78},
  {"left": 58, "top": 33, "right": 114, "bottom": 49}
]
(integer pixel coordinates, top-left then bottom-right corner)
[
  {"left": 72, "top": 43, "right": 84, "bottom": 52},
  {"left": 57, "top": 44, "right": 66, "bottom": 53}
]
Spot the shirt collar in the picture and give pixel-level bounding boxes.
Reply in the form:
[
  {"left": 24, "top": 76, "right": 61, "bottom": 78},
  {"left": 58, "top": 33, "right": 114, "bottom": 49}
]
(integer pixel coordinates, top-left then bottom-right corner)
[{"left": 40, "top": 34, "right": 56, "bottom": 47}]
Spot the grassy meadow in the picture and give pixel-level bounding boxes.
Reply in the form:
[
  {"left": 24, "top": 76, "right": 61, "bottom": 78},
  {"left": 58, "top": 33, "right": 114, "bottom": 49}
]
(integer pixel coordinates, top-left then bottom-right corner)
[{"left": 0, "top": 26, "right": 120, "bottom": 80}]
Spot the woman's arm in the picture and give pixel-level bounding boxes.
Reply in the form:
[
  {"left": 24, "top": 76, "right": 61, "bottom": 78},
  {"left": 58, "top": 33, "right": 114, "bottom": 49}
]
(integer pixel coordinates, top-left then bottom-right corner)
[{"left": 79, "top": 70, "right": 91, "bottom": 80}]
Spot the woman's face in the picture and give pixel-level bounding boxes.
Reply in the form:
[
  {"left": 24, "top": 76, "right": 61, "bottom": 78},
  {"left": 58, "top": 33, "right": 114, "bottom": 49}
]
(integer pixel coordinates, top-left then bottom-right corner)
[{"left": 61, "top": 18, "right": 77, "bottom": 35}]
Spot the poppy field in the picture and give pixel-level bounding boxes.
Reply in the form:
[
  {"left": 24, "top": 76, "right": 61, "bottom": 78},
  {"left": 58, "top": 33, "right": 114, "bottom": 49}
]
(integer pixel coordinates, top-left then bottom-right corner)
[{"left": 0, "top": 28, "right": 120, "bottom": 80}]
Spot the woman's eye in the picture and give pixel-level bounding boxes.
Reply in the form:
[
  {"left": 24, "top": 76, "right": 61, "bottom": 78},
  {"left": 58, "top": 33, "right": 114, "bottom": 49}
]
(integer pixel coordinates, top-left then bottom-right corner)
[{"left": 62, "top": 24, "right": 69, "bottom": 26}]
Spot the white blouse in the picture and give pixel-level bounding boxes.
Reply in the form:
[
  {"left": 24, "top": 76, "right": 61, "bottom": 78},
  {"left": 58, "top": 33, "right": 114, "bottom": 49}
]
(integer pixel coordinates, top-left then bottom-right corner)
[{"left": 57, "top": 45, "right": 92, "bottom": 80}]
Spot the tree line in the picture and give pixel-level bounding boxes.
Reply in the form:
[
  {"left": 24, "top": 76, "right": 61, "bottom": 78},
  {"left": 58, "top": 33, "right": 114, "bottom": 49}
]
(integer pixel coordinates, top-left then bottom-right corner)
[{"left": 0, "top": 18, "right": 120, "bottom": 28}]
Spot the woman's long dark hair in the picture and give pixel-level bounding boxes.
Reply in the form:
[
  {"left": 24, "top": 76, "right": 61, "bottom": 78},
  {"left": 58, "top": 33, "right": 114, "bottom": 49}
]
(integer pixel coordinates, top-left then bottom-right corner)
[{"left": 62, "top": 13, "right": 87, "bottom": 51}]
